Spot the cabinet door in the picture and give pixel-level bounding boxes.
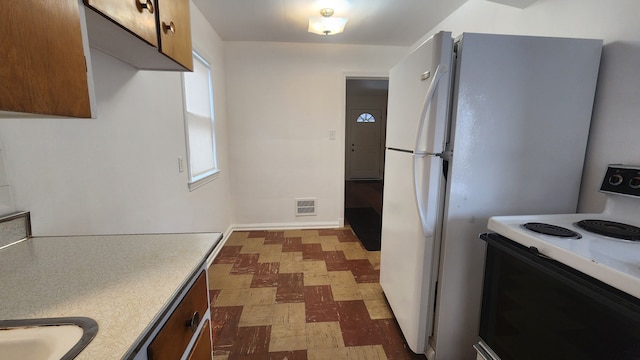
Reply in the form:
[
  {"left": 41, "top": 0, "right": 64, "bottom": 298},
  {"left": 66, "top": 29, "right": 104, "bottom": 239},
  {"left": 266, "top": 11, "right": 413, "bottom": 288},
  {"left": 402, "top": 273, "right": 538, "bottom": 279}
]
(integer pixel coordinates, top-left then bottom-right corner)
[
  {"left": 84, "top": 0, "right": 157, "bottom": 47},
  {"left": 157, "top": 0, "right": 193, "bottom": 71},
  {"left": 1, "top": 0, "right": 92, "bottom": 118}
]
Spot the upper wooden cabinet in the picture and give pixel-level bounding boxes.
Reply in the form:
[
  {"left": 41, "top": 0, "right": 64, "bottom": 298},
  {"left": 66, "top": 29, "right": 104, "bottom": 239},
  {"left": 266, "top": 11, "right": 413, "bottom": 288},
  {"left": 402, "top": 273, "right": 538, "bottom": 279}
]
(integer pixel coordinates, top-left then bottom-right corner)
[
  {"left": 84, "top": 0, "right": 158, "bottom": 47},
  {"left": 0, "top": 0, "right": 95, "bottom": 118},
  {"left": 157, "top": 0, "right": 193, "bottom": 70},
  {"left": 83, "top": 0, "right": 193, "bottom": 71}
]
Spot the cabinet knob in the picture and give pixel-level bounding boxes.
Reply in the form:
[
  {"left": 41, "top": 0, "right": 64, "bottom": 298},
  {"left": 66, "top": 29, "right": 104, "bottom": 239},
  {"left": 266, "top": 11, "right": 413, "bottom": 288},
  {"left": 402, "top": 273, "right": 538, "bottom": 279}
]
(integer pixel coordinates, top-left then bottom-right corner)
[
  {"left": 136, "top": 0, "right": 154, "bottom": 13},
  {"left": 185, "top": 311, "right": 200, "bottom": 333},
  {"left": 162, "top": 21, "right": 176, "bottom": 34}
]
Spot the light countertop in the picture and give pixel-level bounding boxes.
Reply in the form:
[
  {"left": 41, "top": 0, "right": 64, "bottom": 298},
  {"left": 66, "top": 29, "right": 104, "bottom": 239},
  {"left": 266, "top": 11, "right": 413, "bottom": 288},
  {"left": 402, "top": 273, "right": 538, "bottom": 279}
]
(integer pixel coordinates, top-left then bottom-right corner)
[{"left": 0, "top": 232, "right": 221, "bottom": 359}]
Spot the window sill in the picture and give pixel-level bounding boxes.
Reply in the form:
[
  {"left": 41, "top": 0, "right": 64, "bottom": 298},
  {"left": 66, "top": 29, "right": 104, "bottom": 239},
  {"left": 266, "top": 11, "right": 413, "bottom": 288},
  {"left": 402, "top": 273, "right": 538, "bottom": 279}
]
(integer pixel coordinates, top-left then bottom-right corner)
[{"left": 188, "top": 170, "right": 220, "bottom": 191}]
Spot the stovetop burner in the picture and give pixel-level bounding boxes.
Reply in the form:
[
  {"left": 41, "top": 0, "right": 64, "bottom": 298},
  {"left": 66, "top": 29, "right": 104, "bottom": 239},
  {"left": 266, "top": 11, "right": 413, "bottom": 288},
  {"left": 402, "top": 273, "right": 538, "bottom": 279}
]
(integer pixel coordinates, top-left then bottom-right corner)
[
  {"left": 576, "top": 219, "right": 640, "bottom": 241},
  {"left": 522, "top": 222, "right": 581, "bottom": 238}
]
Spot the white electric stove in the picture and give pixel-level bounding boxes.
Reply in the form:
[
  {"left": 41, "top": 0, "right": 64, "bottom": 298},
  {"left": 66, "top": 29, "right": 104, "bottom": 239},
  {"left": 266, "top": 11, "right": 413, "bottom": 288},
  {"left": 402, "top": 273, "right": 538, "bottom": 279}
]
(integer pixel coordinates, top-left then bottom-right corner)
[{"left": 488, "top": 164, "right": 640, "bottom": 300}]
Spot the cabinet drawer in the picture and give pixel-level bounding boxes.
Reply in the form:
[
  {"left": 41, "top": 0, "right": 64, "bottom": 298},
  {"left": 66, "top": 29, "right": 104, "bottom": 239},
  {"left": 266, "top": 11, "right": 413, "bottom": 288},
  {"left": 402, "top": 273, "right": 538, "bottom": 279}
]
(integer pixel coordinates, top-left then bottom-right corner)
[
  {"left": 187, "top": 320, "right": 212, "bottom": 360},
  {"left": 148, "top": 271, "right": 208, "bottom": 360}
]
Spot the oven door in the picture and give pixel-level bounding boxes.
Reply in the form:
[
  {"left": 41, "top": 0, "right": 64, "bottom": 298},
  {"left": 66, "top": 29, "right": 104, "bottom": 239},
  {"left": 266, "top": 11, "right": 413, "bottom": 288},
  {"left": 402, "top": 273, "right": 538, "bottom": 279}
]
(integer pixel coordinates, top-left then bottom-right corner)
[{"left": 479, "top": 233, "right": 640, "bottom": 360}]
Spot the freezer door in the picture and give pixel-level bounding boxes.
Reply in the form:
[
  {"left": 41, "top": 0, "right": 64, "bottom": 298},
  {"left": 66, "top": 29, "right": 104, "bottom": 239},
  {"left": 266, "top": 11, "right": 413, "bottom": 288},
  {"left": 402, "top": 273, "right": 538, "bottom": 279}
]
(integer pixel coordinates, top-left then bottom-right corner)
[
  {"left": 380, "top": 148, "right": 444, "bottom": 354},
  {"left": 386, "top": 31, "right": 454, "bottom": 152}
]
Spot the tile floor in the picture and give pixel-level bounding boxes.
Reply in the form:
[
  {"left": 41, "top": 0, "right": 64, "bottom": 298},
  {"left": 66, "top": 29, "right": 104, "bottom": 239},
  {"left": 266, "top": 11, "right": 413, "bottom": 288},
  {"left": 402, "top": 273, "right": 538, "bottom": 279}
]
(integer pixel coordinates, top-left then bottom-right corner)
[{"left": 208, "top": 228, "right": 425, "bottom": 360}]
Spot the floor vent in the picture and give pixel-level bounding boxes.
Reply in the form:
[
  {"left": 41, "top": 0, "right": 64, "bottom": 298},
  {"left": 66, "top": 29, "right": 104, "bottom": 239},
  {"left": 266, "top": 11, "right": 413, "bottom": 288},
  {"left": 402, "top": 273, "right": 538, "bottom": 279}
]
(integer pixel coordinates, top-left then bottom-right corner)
[{"left": 295, "top": 198, "right": 317, "bottom": 216}]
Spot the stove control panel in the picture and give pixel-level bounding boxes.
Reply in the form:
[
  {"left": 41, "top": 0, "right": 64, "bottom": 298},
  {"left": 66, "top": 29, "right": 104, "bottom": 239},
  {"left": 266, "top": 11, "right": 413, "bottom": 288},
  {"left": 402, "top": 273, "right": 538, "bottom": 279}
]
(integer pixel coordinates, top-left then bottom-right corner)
[{"left": 600, "top": 165, "right": 640, "bottom": 197}]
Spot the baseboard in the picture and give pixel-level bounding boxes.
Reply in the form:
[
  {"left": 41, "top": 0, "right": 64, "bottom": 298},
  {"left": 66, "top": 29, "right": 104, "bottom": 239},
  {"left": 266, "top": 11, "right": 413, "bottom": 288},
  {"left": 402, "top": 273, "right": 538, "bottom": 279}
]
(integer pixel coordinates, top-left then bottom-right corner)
[{"left": 230, "top": 221, "right": 342, "bottom": 231}]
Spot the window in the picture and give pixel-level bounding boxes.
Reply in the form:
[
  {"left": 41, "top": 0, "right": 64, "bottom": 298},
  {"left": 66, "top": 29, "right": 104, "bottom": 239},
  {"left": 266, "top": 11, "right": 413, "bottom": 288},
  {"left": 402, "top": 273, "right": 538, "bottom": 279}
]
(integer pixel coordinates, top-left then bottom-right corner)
[
  {"left": 182, "top": 51, "right": 218, "bottom": 191},
  {"left": 356, "top": 112, "right": 376, "bottom": 123}
]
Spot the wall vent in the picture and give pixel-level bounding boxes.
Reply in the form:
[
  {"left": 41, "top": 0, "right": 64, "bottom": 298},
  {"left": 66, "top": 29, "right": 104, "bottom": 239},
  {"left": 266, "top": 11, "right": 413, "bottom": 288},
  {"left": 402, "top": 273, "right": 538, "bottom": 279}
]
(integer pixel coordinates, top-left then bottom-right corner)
[{"left": 295, "top": 198, "right": 317, "bottom": 216}]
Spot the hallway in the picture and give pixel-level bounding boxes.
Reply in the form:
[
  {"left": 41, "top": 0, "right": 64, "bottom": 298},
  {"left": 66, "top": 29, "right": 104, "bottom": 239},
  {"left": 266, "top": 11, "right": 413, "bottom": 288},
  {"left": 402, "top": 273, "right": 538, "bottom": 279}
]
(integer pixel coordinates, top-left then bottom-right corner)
[{"left": 345, "top": 180, "right": 384, "bottom": 215}]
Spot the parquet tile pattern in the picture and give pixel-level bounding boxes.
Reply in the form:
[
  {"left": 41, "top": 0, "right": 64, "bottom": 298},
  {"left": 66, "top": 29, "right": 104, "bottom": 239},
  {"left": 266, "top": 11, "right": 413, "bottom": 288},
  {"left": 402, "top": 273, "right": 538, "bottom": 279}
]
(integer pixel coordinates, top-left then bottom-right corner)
[{"left": 209, "top": 229, "right": 424, "bottom": 360}]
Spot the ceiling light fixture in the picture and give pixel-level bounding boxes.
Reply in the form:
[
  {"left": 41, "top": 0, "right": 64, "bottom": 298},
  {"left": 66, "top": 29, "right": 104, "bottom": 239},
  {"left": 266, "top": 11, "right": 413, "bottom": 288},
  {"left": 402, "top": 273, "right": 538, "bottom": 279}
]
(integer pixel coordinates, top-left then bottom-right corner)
[{"left": 308, "top": 8, "right": 348, "bottom": 36}]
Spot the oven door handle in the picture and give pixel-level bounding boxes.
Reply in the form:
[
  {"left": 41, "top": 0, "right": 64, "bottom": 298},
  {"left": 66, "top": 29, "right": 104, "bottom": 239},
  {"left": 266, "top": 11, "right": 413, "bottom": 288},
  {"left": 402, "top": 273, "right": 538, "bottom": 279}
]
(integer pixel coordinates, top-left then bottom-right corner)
[
  {"left": 528, "top": 246, "right": 554, "bottom": 260},
  {"left": 474, "top": 341, "right": 501, "bottom": 360}
]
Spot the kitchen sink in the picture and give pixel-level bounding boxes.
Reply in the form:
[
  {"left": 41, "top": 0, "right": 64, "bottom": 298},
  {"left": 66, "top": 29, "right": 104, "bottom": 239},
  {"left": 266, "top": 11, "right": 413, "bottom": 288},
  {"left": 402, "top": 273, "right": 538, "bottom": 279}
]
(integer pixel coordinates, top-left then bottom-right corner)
[{"left": 0, "top": 317, "right": 98, "bottom": 360}]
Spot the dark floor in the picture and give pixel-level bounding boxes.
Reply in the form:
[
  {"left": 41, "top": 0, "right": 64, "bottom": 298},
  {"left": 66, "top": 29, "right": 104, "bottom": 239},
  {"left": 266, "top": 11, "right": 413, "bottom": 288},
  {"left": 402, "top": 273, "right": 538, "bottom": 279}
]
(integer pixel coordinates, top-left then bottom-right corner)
[
  {"left": 345, "top": 180, "right": 383, "bottom": 215},
  {"left": 208, "top": 229, "right": 424, "bottom": 360}
]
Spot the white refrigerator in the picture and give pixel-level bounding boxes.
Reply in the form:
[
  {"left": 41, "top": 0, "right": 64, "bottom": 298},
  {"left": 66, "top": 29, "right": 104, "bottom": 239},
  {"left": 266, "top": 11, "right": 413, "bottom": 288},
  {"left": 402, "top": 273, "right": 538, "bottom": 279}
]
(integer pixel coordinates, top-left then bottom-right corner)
[{"left": 380, "top": 31, "right": 602, "bottom": 360}]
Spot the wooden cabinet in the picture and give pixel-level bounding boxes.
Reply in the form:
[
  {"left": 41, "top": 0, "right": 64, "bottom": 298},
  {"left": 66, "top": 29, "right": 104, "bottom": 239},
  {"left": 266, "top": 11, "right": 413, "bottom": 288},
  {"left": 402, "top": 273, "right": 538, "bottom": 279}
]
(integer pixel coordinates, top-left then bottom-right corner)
[
  {"left": 187, "top": 320, "right": 213, "bottom": 360},
  {"left": 156, "top": 0, "right": 193, "bottom": 70},
  {"left": 83, "top": 0, "right": 157, "bottom": 46},
  {"left": 0, "top": 0, "right": 95, "bottom": 118},
  {"left": 147, "top": 270, "right": 211, "bottom": 360},
  {"left": 83, "top": 0, "right": 193, "bottom": 71}
]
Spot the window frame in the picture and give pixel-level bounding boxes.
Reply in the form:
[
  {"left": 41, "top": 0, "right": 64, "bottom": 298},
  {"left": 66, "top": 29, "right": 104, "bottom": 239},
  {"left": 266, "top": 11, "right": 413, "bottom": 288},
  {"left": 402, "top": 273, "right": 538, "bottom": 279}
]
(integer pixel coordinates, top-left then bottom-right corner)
[{"left": 181, "top": 50, "right": 219, "bottom": 191}]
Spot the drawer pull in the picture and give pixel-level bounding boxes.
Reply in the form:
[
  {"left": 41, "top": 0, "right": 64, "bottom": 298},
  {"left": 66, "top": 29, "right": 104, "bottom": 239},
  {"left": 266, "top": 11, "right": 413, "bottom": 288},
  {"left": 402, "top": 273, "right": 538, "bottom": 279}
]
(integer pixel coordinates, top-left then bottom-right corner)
[
  {"left": 162, "top": 21, "right": 176, "bottom": 34},
  {"left": 186, "top": 311, "right": 200, "bottom": 333},
  {"left": 136, "top": 0, "right": 154, "bottom": 13}
]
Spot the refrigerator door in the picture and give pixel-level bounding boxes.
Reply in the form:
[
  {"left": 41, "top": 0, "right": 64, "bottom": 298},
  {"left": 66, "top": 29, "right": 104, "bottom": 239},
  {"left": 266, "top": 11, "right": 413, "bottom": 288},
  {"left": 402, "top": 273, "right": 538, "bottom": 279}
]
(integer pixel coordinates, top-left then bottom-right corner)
[
  {"left": 380, "top": 148, "right": 444, "bottom": 354},
  {"left": 386, "top": 31, "right": 454, "bottom": 152},
  {"left": 380, "top": 30, "right": 454, "bottom": 354}
]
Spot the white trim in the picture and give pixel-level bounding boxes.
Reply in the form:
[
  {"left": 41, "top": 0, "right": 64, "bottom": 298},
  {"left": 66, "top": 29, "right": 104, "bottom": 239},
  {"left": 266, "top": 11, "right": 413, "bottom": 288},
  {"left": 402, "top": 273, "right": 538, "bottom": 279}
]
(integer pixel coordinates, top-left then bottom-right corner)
[
  {"left": 230, "top": 221, "right": 341, "bottom": 231},
  {"left": 188, "top": 169, "right": 220, "bottom": 191},
  {"left": 182, "top": 50, "right": 219, "bottom": 191}
]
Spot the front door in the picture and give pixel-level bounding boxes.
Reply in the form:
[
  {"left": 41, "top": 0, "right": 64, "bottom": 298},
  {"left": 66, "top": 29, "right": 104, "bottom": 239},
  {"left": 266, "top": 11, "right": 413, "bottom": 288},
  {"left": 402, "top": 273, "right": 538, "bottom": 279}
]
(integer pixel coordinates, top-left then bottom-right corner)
[{"left": 348, "top": 109, "right": 383, "bottom": 179}]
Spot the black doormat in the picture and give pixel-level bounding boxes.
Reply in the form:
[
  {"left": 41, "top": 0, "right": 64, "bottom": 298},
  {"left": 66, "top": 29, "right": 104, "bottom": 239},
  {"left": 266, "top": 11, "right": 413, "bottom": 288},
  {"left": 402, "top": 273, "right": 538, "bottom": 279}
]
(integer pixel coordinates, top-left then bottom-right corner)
[{"left": 345, "top": 207, "right": 381, "bottom": 251}]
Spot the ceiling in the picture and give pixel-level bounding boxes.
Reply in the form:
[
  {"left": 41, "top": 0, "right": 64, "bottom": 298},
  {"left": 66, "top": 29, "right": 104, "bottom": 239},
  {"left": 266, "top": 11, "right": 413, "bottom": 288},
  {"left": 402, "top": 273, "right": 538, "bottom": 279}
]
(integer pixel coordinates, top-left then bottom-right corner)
[{"left": 192, "top": 0, "right": 470, "bottom": 47}]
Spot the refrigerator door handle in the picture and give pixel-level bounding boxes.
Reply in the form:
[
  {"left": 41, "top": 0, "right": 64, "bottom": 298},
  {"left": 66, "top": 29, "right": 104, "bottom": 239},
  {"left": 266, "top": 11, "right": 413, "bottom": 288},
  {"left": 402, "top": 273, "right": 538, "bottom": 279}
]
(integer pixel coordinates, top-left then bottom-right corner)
[
  {"left": 421, "top": 149, "right": 452, "bottom": 161},
  {"left": 413, "top": 64, "right": 447, "bottom": 155},
  {"left": 413, "top": 64, "right": 448, "bottom": 237}
]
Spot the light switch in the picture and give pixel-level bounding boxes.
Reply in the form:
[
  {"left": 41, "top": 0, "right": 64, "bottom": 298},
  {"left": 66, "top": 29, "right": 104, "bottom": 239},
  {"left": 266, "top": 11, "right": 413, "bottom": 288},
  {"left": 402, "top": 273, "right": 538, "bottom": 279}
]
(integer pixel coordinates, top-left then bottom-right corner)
[
  {"left": 178, "top": 156, "right": 184, "bottom": 173},
  {"left": 329, "top": 130, "right": 336, "bottom": 140}
]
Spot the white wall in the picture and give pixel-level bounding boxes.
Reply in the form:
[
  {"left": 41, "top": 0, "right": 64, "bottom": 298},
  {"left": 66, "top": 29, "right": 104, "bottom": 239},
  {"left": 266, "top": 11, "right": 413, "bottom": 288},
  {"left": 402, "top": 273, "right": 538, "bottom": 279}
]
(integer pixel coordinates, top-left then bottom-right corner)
[
  {"left": 0, "top": 3, "right": 233, "bottom": 236},
  {"left": 6, "top": 0, "right": 631, "bottom": 235},
  {"left": 416, "top": 0, "right": 640, "bottom": 213},
  {"left": 224, "top": 42, "right": 406, "bottom": 228}
]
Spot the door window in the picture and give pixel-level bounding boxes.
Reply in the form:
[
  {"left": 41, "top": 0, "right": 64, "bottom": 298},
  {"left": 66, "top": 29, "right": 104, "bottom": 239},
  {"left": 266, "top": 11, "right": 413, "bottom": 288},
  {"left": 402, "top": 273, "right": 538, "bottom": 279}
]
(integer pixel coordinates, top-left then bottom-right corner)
[{"left": 356, "top": 112, "right": 376, "bottom": 123}]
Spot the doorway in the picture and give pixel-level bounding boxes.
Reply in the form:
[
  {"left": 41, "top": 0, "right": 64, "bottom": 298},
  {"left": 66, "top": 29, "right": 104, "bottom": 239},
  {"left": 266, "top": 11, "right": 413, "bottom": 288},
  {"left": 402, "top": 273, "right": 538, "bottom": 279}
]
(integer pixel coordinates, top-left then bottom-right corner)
[
  {"left": 348, "top": 109, "right": 383, "bottom": 179},
  {"left": 344, "top": 78, "right": 388, "bottom": 251}
]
